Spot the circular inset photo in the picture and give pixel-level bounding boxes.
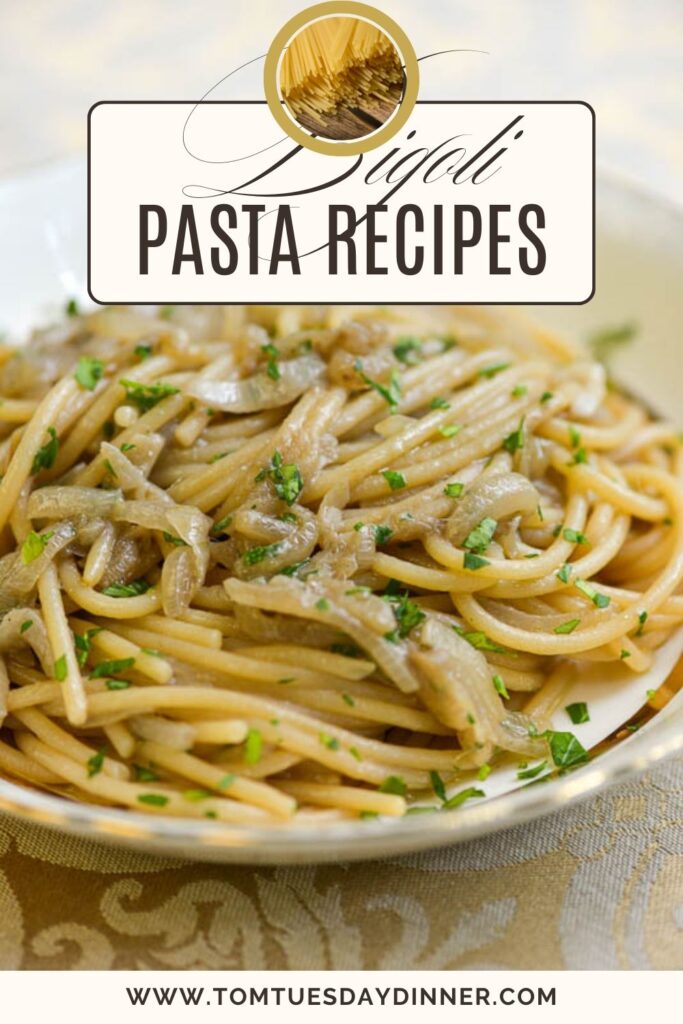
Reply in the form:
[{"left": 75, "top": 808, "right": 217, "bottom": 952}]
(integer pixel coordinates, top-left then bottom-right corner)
[
  {"left": 281, "top": 15, "right": 404, "bottom": 140},
  {"left": 265, "top": 2, "right": 419, "bottom": 156}
]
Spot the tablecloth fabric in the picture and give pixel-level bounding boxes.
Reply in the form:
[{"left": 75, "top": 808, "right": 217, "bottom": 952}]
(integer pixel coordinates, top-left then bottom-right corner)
[{"left": 2, "top": 755, "right": 683, "bottom": 970}]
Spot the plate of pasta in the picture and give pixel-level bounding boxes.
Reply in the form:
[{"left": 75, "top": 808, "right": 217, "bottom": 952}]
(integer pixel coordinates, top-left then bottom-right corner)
[{"left": 0, "top": 161, "right": 681, "bottom": 863}]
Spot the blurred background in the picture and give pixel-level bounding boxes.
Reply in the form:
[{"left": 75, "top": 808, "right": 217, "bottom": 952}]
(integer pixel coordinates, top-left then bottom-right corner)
[{"left": 0, "top": 0, "right": 681, "bottom": 199}]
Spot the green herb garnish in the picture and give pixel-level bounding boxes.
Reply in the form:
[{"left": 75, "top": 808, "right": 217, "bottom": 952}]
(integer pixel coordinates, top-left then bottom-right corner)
[
  {"left": 565, "top": 701, "right": 590, "bottom": 724},
  {"left": 101, "top": 579, "right": 151, "bottom": 598},
  {"left": 89, "top": 657, "right": 135, "bottom": 679},
  {"left": 355, "top": 360, "right": 401, "bottom": 410},
  {"left": 244, "top": 728, "right": 263, "bottom": 764},
  {"left": 20, "top": 530, "right": 54, "bottom": 565},
  {"left": 553, "top": 619, "right": 581, "bottom": 635},
  {"left": 378, "top": 775, "right": 407, "bottom": 796},
  {"left": 463, "top": 517, "right": 497, "bottom": 554},
  {"left": 382, "top": 469, "right": 406, "bottom": 491},
  {"left": 120, "top": 379, "right": 179, "bottom": 412},
  {"left": 31, "top": 427, "right": 58, "bottom": 474},
  {"left": 242, "top": 542, "right": 282, "bottom": 566},
  {"left": 75, "top": 356, "right": 104, "bottom": 391}
]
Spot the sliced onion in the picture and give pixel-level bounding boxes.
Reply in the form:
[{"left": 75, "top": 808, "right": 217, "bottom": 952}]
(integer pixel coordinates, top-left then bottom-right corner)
[
  {"left": 411, "top": 617, "right": 504, "bottom": 746},
  {"left": 0, "top": 608, "right": 52, "bottom": 674},
  {"left": 225, "top": 577, "right": 422, "bottom": 693},
  {"left": 161, "top": 544, "right": 200, "bottom": 617},
  {"left": 445, "top": 472, "right": 540, "bottom": 545},
  {"left": 27, "top": 487, "right": 122, "bottom": 521},
  {"left": 185, "top": 354, "right": 325, "bottom": 413},
  {"left": 0, "top": 521, "right": 76, "bottom": 611},
  {"left": 235, "top": 509, "right": 319, "bottom": 581}
]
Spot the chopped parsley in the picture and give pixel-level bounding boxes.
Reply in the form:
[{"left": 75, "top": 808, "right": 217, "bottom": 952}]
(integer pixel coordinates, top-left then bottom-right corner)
[
  {"left": 565, "top": 701, "right": 590, "bottom": 724},
  {"left": 511, "top": 384, "right": 528, "bottom": 398},
  {"left": 453, "top": 627, "right": 510, "bottom": 654},
  {"left": 244, "top": 728, "right": 263, "bottom": 764},
  {"left": 133, "top": 764, "right": 159, "bottom": 782},
  {"left": 101, "top": 579, "right": 151, "bottom": 598},
  {"left": 330, "top": 641, "right": 361, "bottom": 658},
  {"left": 276, "top": 559, "right": 310, "bottom": 578},
  {"left": 74, "top": 627, "right": 102, "bottom": 668},
  {"left": 261, "top": 343, "right": 280, "bottom": 381},
  {"left": 87, "top": 749, "right": 106, "bottom": 778},
  {"left": 635, "top": 610, "right": 648, "bottom": 637},
  {"left": 502, "top": 417, "right": 525, "bottom": 455},
  {"left": 492, "top": 674, "right": 509, "bottom": 699},
  {"left": 563, "top": 528, "right": 589, "bottom": 546},
  {"left": 210, "top": 514, "right": 232, "bottom": 537},
  {"left": 162, "top": 531, "right": 187, "bottom": 547},
  {"left": 574, "top": 578, "right": 610, "bottom": 608},
  {"left": 54, "top": 654, "right": 67, "bottom": 682},
  {"left": 119, "top": 379, "right": 179, "bottom": 412},
  {"left": 20, "top": 530, "right": 54, "bottom": 565},
  {"left": 477, "top": 764, "right": 492, "bottom": 781},
  {"left": 429, "top": 770, "right": 447, "bottom": 802},
  {"left": 218, "top": 773, "right": 235, "bottom": 789},
  {"left": 540, "top": 391, "right": 554, "bottom": 404},
  {"left": 319, "top": 732, "right": 340, "bottom": 751},
  {"left": 258, "top": 450, "right": 304, "bottom": 505},
  {"left": 556, "top": 564, "right": 572, "bottom": 584},
  {"left": 65, "top": 297, "right": 80, "bottom": 317},
  {"left": 553, "top": 619, "right": 581, "bottom": 635},
  {"left": 378, "top": 775, "right": 407, "bottom": 796},
  {"left": 341, "top": 693, "right": 355, "bottom": 707},
  {"left": 384, "top": 592, "right": 426, "bottom": 641},
  {"left": 134, "top": 343, "right": 153, "bottom": 361},
  {"left": 444, "top": 482, "right": 464, "bottom": 498},
  {"left": 545, "top": 730, "right": 588, "bottom": 768},
  {"left": 442, "top": 787, "right": 485, "bottom": 810},
  {"left": 89, "top": 657, "right": 135, "bottom": 679},
  {"left": 315, "top": 598, "right": 330, "bottom": 612},
  {"left": 75, "top": 356, "right": 104, "bottom": 391},
  {"left": 478, "top": 362, "right": 511, "bottom": 379},
  {"left": 183, "top": 789, "right": 213, "bottom": 802},
  {"left": 105, "top": 679, "right": 131, "bottom": 690},
  {"left": 31, "top": 427, "right": 58, "bottom": 474},
  {"left": 570, "top": 447, "right": 588, "bottom": 466},
  {"left": 463, "top": 517, "right": 497, "bottom": 554},
  {"left": 382, "top": 469, "right": 406, "bottom": 490},
  {"left": 20, "top": 620, "right": 32, "bottom": 634},
  {"left": 439, "top": 423, "right": 461, "bottom": 439},
  {"left": 568, "top": 425, "right": 582, "bottom": 448},
  {"left": 209, "top": 451, "right": 230, "bottom": 463},
  {"left": 349, "top": 746, "right": 362, "bottom": 761},
  {"left": 463, "top": 552, "right": 490, "bottom": 571},
  {"left": 430, "top": 396, "right": 450, "bottom": 410},
  {"left": 355, "top": 360, "right": 401, "bottom": 410},
  {"left": 517, "top": 761, "right": 548, "bottom": 781},
  {"left": 242, "top": 542, "right": 282, "bottom": 565},
  {"left": 393, "top": 337, "right": 422, "bottom": 365},
  {"left": 137, "top": 793, "right": 169, "bottom": 807},
  {"left": 372, "top": 524, "right": 393, "bottom": 546}
]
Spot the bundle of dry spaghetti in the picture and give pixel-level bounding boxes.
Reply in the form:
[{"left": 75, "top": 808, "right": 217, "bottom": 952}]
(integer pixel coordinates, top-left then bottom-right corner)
[
  {"left": 280, "top": 17, "right": 404, "bottom": 136},
  {"left": 0, "top": 302, "right": 681, "bottom": 825}
]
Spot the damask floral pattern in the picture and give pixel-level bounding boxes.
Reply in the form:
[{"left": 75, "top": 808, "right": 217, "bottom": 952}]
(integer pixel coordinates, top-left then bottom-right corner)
[{"left": 1, "top": 756, "right": 683, "bottom": 970}]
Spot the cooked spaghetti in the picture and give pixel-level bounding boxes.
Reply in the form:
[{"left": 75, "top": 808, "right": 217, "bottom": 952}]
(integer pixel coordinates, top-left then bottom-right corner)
[
  {"left": 280, "top": 17, "right": 404, "bottom": 138},
  {"left": 0, "top": 303, "right": 681, "bottom": 824}
]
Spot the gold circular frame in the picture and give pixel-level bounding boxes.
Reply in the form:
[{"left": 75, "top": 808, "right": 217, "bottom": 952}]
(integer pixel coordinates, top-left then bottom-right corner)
[{"left": 264, "top": 1, "right": 419, "bottom": 157}]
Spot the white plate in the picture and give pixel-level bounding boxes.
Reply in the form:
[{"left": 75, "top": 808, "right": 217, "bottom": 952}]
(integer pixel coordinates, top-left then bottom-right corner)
[{"left": 0, "top": 160, "right": 681, "bottom": 863}]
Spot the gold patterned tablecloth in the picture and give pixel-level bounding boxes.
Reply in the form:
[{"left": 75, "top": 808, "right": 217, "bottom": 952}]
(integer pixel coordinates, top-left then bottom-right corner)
[{"left": 2, "top": 756, "right": 683, "bottom": 971}]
